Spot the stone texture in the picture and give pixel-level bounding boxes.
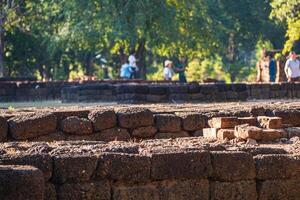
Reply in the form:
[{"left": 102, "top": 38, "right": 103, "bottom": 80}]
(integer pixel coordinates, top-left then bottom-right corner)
[
  {"left": 95, "top": 127, "right": 130, "bottom": 142},
  {"left": 8, "top": 112, "right": 57, "bottom": 140},
  {"left": 155, "top": 131, "right": 189, "bottom": 139},
  {"left": 61, "top": 116, "right": 93, "bottom": 135},
  {"left": 113, "top": 184, "right": 159, "bottom": 200},
  {"left": 149, "top": 150, "right": 212, "bottom": 180},
  {"left": 0, "top": 154, "right": 53, "bottom": 181},
  {"left": 57, "top": 181, "right": 110, "bottom": 200},
  {"left": 88, "top": 109, "right": 117, "bottom": 131},
  {"left": 96, "top": 153, "right": 150, "bottom": 182},
  {"left": 257, "top": 179, "right": 300, "bottom": 200},
  {"left": 30, "top": 131, "right": 66, "bottom": 142},
  {"left": 217, "top": 129, "right": 235, "bottom": 140},
  {"left": 53, "top": 110, "right": 90, "bottom": 128},
  {"left": 238, "top": 117, "right": 258, "bottom": 126},
  {"left": 284, "top": 127, "right": 300, "bottom": 138},
  {"left": 52, "top": 155, "right": 98, "bottom": 184},
  {"left": 234, "top": 124, "right": 262, "bottom": 140},
  {"left": 210, "top": 180, "right": 257, "bottom": 200},
  {"left": 132, "top": 126, "right": 157, "bottom": 138},
  {"left": 255, "top": 154, "right": 300, "bottom": 180},
  {"left": 0, "top": 116, "right": 8, "bottom": 142},
  {"left": 210, "top": 151, "right": 256, "bottom": 181},
  {"left": 257, "top": 116, "right": 283, "bottom": 129},
  {"left": 155, "top": 114, "right": 182, "bottom": 132},
  {"left": 45, "top": 183, "right": 56, "bottom": 200},
  {"left": 117, "top": 107, "right": 154, "bottom": 128},
  {"left": 193, "top": 130, "right": 203, "bottom": 137},
  {"left": 209, "top": 117, "right": 240, "bottom": 128},
  {"left": 203, "top": 128, "right": 219, "bottom": 139},
  {"left": 0, "top": 165, "right": 44, "bottom": 200},
  {"left": 176, "top": 112, "right": 206, "bottom": 131},
  {"left": 159, "top": 179, "right": 209, "bottom": 200},
  {"left": 261, "top": 129, "right": 287, "bottom": 141}
]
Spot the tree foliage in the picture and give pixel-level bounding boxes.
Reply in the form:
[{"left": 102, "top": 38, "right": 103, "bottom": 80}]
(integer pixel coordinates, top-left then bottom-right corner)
[
  {"left": 271, "top": 0, "right": 300, "bottom": 53},
  {"left": 0, "top": 0, "right": 295, "bottom": 82}
]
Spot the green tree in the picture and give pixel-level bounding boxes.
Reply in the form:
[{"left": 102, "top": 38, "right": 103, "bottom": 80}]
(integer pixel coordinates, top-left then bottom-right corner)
[{"left": 271, "top": 0, "right": 300, "bottom": 53}]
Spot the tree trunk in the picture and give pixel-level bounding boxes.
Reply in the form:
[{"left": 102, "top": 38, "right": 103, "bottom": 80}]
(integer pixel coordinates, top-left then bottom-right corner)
[
  {"left": 136, "top": 39, "right": 146, "bottom": 79},
  {"left": 85, "top": 52, "right": 94, "bottom": 76},
  {"left": 0, "top": 18, "right": 5, "bottom": 77}
]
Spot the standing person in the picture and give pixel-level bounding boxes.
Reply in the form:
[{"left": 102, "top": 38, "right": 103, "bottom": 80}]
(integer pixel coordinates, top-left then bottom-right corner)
[
  {"left": 163, "top": 60, "right": 174, "bottom": 81},
  {"left": 269, "top": 54, "right": 276, "bottom": 82},
  {"left": 120, "top": 60, "right": 132, "bottom": 79},
  {"left": 175, "top": 56, "right": 187, "bottom": 83},
  {"left": 284, "top": 51, "right": 300, "bottom": 82},
  {"left": 128, "top": 50, "right": 139, "bottom": 79}
]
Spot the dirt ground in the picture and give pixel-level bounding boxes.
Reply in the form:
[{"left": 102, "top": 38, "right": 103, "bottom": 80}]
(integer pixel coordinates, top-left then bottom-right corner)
[{"left": 1, "top": 99, "right": 300, "bottom": 115}]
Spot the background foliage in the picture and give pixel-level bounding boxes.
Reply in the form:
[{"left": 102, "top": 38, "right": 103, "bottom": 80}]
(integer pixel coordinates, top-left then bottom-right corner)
[{"left": 0, "top": 0, "right": 299, "bottom": 82}]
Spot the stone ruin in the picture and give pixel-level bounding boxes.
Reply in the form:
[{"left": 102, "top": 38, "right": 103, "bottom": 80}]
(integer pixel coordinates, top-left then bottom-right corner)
[
  {"left": 204, "top": 116, "right": 287, "bottom": 143},
  {"left": 1, "top": 103, "right": 300, "bottom": 199}
]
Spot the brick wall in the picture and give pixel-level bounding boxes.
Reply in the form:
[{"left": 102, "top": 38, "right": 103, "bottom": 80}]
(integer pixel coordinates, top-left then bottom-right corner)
[
  {"left": 1, "top": 106, "right": 300, "bottom": 142},
  {"left": 2, "top": 80, "right": 300, "bottom": 102},
  {"left": 0, "top": 140, "right": 299, "bottom": 200},
  {"left": 62, "top": 82, "right": 300, "bottom": 103}
]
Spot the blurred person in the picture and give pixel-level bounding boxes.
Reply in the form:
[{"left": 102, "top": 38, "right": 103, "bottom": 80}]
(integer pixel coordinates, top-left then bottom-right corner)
[
  {"left": 128, "top": 50, "right": 139, "bottom": 79},
  {"left": 175, "top": 56, "right": 187, "bottom": 83},
  {"left": 284, "top": 51, "right": 300, "bottom": 82},
  {"left": 120, "top": 60, "right": 132, "bottom": 79},
  {"left": 163, "top": 60, "right": 174, "bottom": 81}
]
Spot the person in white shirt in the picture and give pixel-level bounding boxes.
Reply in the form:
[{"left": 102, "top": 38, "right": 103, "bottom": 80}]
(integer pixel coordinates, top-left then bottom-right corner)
[
  {"left": 285, "top": 51, "right": 300, "bottom": 82},
  {"left": 163, "top": 60, "right": 174, "bottom": 81},
  {"left": 128, "top": 51, "right": 139, "bottom": 79}
]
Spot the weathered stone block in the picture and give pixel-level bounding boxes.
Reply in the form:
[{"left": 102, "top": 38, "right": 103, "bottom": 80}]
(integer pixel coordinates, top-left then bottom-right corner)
[
  {"left": 209, "top": 117, "right": 240, "bottom": 128},
  {"left": 146, "top": 94, "right": 168, "bottom": 102},
  {"left": 210, "top": 151, "right": 256, "bottom": 181},
  {"left": 117, "top": 107, "right": 154, "bottom": 128},
  {"left": 132, "top": 126, "right": 157, "bottom": 138},
  {"left": 150, "top": 150, "right": 212, "bottom": 180},
  {"left": 210, "top": 180, "right": 257, "bottom": 200},
  {"left": 96, "top": 153, "right": 150, "bottom": 182},
  {"left": 52, "top": 155, "right": 98, "bottom": 184},
  {"left": 113, "top": 184, "right": 159, "bottom": 200},
  {"left": 57, "top": 181, "right": 110, "bottom": 200},
  {"left": 273, "top": 110, "right": 300, "bottom": 126},
  {"left": 155, "top": 114, "right": 182, "bottom": 132},
  {"left": 217, "top": 129, "right": 235, "bottom": 140},
  {"left": 255, "top": 154, "right": 300, "bottom": 180},
  {"left": 0, "top": 154, "right": 53, "bottom": 181},
  {"left": 94, "top": 127, "right": 130, "bottom": 142},
  {"left": 238, "top": 117, "right": 257, "bottom": 126},
  {"left": 155, "top": 131, "right": 189, "bottom": 139},
  {"left": 45, "top": 183, "right": 56, "bottom": 200},
  {"left": 203, "top": 128, "right": 219, "bottom": 139},
  {"left": 8, "top": 112, "right": 57, "bottom": 140},
  {"left": 88, "top": 109, "right": 117, "bottom": 131},
  {"left": 0, "top": 116, "right": 8, "bottom": 142},
  {"left": 257, "top": 116, "right": 282, "bottom": 129},
  {"left": 261, "top": 129, "right": 287, "bottom": 141},
  {"left": 30, "top": 131, "right": 66, "bottom": 142},
  {"left": 0, "top": 165, "right": 44, "bottom": 200},
  {"left": 234, "top": 124, "right": 262, "bottom": 140},
  {"left": 176, "top": 112, "right": 206, "bottom": 131},
  {"left": 257, "top": 179, "right": 300, "bottom": 200},
  {"left": 159, "top": 179, "right": 209, "bottom": 200},
  {"left": 148, "top": 85, "right": 169, "bottom": 95},
  {"left": 284, "top": 127, "right": 300, "bottom": 138},
  {"left": 53, "top": 110, "right": 89, "bottom": 128},
  {"left": 61, "top": 116, "right": 93, "bottom": 135},
  {"left": 193, "top": 130, "right": 203, "bottom": 137}
]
